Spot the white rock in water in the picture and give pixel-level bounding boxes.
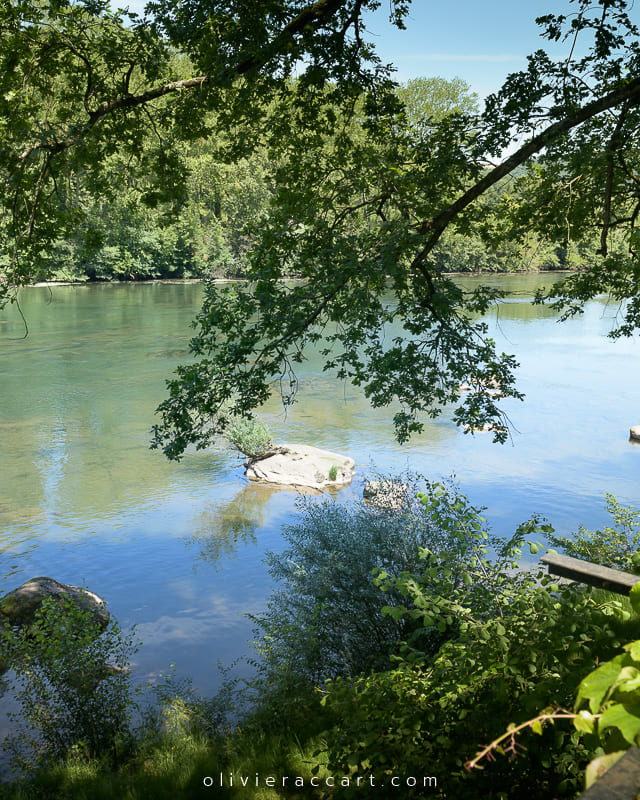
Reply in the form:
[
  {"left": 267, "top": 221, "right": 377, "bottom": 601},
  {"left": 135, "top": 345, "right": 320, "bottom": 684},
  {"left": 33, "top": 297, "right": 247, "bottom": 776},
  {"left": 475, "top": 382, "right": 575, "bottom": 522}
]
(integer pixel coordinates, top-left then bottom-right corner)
[
  {"left": 630, "top": 425, "right": 640, "bottom": 441},
  {"left": 245, "top": 444, "right": 355, "bottom": 490},
  {"left": 462, "top": 423, "right": 494, "bottom": 434}
]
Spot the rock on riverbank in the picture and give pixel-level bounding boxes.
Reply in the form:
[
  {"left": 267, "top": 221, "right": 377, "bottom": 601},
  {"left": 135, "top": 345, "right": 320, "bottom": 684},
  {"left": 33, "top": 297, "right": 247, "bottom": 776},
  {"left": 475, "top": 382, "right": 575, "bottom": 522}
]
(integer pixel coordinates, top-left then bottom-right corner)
[{"left": 0, "top": 577, "right": 110, "bottom": 631}]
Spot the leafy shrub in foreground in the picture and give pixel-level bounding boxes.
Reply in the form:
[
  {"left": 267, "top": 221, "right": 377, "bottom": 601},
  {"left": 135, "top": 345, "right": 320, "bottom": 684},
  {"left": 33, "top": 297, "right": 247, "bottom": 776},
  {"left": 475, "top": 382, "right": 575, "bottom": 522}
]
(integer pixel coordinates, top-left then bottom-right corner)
[
  {"left": 251, "top": 477, "right": 494, "bottom": 687},
  {"left": 322, "top": 578, "right": 633, "bottom": 797},
  {"left": 1, "top": 597, "right": 139, "bottom": 773},
  {"left": 317, "top": 492, "right": 640, "bottom": 799},
  {"left": 247, "top": 480, "right": 640, "bottom": 798}
]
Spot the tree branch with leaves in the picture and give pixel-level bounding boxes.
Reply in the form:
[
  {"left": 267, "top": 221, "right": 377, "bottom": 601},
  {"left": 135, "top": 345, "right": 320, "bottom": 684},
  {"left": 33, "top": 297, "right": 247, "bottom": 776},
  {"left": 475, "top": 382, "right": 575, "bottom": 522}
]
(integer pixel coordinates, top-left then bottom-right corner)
[{"left": 3, "top": 0, "right": 640, "bottom": 451}]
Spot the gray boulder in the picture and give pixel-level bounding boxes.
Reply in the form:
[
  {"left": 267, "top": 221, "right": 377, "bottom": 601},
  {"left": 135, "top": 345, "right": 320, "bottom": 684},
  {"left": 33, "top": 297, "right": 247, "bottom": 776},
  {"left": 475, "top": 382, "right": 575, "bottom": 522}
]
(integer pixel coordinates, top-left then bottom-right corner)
[
  {"left": 245, "top": 444, "right": 355, "bottom": 490},
  {"left": 0, "top": 577, "right": 110, "bottom": 631},
  {"left": 363, "top": 480, "right": 409, "bottom": 510}
]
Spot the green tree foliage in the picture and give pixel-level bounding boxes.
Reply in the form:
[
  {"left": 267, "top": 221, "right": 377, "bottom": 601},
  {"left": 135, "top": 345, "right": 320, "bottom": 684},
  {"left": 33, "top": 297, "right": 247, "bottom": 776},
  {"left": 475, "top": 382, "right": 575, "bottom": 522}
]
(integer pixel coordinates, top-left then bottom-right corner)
[
  {"left": 2, "top": 0, "right": 640, "bottom": 450},
  {"left": 42, "top": 128, "right": 274, "bottom": 281},
  {"left": 0, "top": 0, "right": 400, "bottom": 293},
  {"left": 397, "top": 75, "right": 479, "bottom": 132},
  {"left": 0, "top": 0, "right": 189, "bottom": 283},
  {"left": 150, "top": 0, "right": 640, "bottom": 456}
]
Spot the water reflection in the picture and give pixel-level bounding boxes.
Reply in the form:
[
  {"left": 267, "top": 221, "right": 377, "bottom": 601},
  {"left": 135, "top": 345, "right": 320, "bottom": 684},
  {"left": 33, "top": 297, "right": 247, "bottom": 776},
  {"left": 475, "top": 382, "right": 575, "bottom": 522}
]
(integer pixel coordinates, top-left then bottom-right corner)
[
  {"left": 186, "top": 483, "right": 279, "bottom": 568},
  {"left": 186, "top": 478, "right": 333, "bottom": 568},
  {"left": 1, "top": 278, "right": 640, "bottom": 694}
]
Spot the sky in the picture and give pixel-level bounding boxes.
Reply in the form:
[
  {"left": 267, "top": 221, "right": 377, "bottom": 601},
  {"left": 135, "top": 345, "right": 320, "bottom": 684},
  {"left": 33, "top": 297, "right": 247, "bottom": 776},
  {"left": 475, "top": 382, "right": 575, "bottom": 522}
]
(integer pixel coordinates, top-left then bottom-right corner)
[
  {"left": 364, "top": 0, "right": 573, "bottom": 97},
  {"left": 114, "top": 0, "right": 640, "bottom": 100}
]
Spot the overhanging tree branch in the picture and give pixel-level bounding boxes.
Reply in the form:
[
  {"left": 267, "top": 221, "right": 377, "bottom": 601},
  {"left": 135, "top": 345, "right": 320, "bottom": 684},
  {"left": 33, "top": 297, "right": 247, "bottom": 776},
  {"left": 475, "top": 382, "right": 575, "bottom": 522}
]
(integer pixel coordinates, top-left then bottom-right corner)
[
  {"left": 17, "top": 0, "right": 351, "bottom": 165},
  {"left": 414, "top": 76, "right": 640, "bottom": 265}
]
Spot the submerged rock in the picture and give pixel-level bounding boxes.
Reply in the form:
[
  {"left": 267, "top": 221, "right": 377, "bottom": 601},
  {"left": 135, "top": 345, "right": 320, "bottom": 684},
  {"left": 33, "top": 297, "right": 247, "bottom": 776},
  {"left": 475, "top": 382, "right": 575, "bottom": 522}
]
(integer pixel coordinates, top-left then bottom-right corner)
[
  {"left": 245, "top": 444, "right": 355, "bottom": 490},
  {"left": 0, "top": 577, "right": 110, "bottom": 631},
  {"left": 462, "top": 423, "right": 494, "bottom": 434}
]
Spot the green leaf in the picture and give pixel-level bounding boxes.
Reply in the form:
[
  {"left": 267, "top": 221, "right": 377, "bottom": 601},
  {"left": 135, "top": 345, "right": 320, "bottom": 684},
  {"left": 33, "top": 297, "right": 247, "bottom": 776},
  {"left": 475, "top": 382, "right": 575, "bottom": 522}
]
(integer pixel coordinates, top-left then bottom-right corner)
[
  {"left": 599, "top": 703, "right": 640, "bottom": 745},
  {"left": 625, "top": 641, "right": 640, "bottom": 662},
  {"left": 382, "top": 606, "right": 406, "bottom": 622},
  {"left": 576, "top": 655, "right": 626, "bottom": 713},
  {"left": 630, "top": 583, "right": 640, "bottom": 616},
  {"left": 614, "top": 666, "right": 640, "bottom": 694},
  {"left": 573, "top": 710, "right": 596, "bottom": 735}
]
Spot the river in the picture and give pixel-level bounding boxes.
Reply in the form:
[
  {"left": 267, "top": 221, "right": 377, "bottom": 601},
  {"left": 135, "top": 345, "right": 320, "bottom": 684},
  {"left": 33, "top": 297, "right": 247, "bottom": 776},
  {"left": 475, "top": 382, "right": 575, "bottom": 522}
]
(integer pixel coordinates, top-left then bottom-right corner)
[{"left": 0, "top": 275, "right": 639, "bottom": 695}]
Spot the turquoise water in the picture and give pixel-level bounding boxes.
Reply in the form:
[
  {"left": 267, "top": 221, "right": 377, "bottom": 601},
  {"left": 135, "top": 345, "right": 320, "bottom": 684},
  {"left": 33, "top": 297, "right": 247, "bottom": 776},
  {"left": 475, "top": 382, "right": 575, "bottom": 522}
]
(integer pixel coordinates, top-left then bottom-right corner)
[{"left": 0, "top": 277, "right": 639, "bottom": 695}]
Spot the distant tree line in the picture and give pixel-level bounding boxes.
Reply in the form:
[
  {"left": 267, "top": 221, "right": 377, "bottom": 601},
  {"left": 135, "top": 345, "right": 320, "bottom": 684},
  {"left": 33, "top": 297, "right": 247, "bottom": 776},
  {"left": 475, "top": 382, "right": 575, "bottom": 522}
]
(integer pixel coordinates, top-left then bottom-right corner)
[{"left": 32, "top": 75, "right": 622, "bottom": 283}]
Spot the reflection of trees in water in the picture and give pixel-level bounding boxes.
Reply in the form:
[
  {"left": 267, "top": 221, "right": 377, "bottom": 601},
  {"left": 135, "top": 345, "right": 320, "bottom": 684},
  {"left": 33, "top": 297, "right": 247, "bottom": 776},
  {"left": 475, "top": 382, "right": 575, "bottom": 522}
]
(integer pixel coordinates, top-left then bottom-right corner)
[
  {"left": 186, "top": 482, "right": 288, "bottom": 568},
  {"left": 263, "top": 380, "right": 458, "bottom": 449}
]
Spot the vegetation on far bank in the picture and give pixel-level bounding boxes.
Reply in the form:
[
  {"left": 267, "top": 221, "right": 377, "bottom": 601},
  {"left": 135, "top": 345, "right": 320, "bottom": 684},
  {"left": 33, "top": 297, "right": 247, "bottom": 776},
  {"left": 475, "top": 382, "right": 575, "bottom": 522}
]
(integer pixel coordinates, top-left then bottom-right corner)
[{"left": 37, "top": 121, "right": 626, "bottom": 284}]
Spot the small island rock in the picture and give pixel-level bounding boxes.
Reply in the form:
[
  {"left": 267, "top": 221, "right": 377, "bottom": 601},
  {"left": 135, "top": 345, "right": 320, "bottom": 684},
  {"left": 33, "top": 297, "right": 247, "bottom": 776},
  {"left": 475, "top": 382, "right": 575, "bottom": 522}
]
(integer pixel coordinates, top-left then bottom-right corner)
[
  {"left": 0, "top": 577, "right": 110, "bottom": 631},
  {"left": 245, "top": 444, "right": 355, "bottom": 490},
  {"left": 462, "top": 423, "right": 494, "bottom": 434}
]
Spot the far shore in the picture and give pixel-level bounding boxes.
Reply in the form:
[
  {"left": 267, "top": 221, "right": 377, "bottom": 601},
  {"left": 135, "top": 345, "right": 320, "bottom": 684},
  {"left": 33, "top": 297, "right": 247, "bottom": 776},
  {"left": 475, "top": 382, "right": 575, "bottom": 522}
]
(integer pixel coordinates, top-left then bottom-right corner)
[{"left": 29, "top": 269, "right": 576, "bottom": 289}]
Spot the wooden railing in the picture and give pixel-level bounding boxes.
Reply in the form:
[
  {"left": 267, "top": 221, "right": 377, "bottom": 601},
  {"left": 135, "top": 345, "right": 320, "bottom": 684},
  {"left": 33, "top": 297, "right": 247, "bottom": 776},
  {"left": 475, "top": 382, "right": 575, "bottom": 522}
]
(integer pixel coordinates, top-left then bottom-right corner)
[
  {"left": 541, "top": 552, "right": 639, "bottom": 595},
  {"left": 540, "top": 552, "right": 640, "bottom": 798}
]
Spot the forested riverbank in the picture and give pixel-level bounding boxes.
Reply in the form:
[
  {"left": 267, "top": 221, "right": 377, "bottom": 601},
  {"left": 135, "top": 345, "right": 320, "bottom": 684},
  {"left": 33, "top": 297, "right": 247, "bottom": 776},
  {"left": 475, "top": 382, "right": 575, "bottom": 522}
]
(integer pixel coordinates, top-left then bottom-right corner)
[
  {"left": 40, "top": 143, "right": 625, "bottom": 284},
  {"left": 15, "top": 72, "right": 623, "bottom": 285}
]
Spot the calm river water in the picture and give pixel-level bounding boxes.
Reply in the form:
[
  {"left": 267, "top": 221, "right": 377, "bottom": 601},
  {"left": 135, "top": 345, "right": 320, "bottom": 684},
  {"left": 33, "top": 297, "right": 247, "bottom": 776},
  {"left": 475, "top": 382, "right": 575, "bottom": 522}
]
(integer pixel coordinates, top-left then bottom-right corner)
[{"left": 1, "top": 275, "right": 639, "bottom": 696}]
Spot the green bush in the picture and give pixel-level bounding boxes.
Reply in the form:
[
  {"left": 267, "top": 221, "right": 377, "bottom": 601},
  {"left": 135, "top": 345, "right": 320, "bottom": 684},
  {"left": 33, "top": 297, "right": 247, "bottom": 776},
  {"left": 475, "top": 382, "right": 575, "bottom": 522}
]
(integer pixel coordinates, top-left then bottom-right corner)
[
  {"left": 1, "top": 597, "right": 139, "bottom": 772},
  {"left": 316, "top": 491, "right": 640, "bottom": 798},
  {"left": 547, "top": 493, "right": 640, "bottom": 571},
  {"left": 226, "top": 417, "right": 274, "bottom": 459},
  {"left": 321, "top": 576, "right": 632, "bottom": 797},
  {"left": 252, "top": 478, "right": 512, "bottom": 686},
  {"left": 246, "top": 481, "right": 640, "bottom": 797}
]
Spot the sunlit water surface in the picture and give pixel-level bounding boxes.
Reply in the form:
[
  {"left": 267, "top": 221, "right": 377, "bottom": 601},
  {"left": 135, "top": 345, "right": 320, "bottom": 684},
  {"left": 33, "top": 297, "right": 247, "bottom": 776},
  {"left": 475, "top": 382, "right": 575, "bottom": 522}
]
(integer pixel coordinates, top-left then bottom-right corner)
[{"left": 1, "top": 276, "right": 639, "bottom": 700}]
